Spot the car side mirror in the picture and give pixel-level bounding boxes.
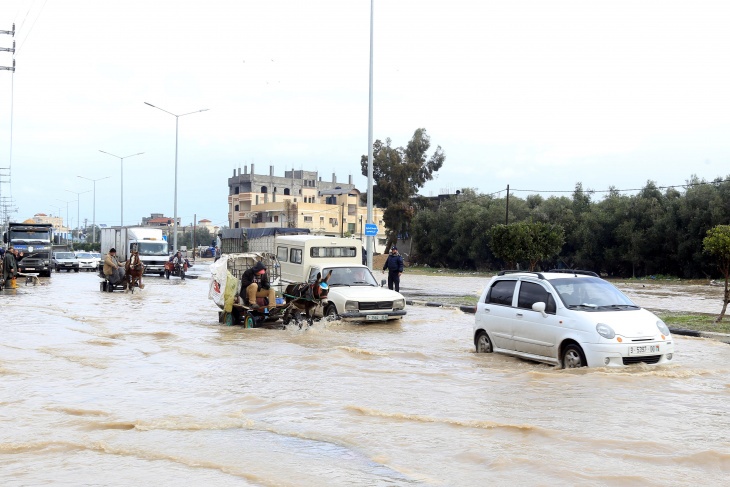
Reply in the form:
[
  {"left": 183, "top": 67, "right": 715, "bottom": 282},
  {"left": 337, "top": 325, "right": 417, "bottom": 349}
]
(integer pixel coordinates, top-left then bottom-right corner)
[
  {"left": 380, "top": 279, "right": 387, "bottom": 287},
  {"left": 532, "top": 301, "right": 547, "bottom": 317}
]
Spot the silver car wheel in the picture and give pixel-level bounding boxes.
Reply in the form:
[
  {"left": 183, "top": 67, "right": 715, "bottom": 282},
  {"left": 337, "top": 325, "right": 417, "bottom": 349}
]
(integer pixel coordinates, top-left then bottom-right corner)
[
  {"left": 475, "top": 331, "right": 493, "bottom": 353},
  {"left": 562, "top": 344, "right": 586, "bottom": 368}
]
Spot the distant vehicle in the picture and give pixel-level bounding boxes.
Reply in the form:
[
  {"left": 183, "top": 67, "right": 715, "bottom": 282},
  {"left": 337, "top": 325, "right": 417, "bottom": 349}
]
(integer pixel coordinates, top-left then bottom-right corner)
[
  {"left": 74, "top": 251, "right": 98, "bottom": 271},
  {"left": 100, "top": 226, "right": 168, "bottom": 275},
  {"left": 3, "top": 222, "right": 54, "bottom": 277},
  {"left": 53, "top": 251, "right": 79, "bottom": 272},
  {"left": 473, "top": 270, "right": 675, "bottom": 368}
]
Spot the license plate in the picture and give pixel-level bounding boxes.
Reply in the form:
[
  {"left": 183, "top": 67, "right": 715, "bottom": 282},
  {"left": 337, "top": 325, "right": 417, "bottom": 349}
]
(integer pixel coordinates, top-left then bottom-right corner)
[
  {"left": 366, "top": 314, "right": 388, "bottom": 321},
  {"left": 25, "top": 268, "right": 35, "bottom": 271},
  {"left": 629, "top": 344, "right": 660, "bottom": 355}
]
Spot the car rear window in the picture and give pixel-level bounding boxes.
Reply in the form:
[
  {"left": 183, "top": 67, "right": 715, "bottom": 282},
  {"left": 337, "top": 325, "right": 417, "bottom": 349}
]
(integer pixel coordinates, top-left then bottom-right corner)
[{"left": 487, "top": 280, "right": 516, "bottom": 306}]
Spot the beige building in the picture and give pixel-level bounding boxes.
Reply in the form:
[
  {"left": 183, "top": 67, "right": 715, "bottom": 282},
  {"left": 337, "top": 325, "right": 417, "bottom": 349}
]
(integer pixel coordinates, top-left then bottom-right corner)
[
  {"left": 227, "top": 165, "right": 388, "bottom": 252},
  {"left": 197, "top": 218, "right": 219, "bottom": 235}
]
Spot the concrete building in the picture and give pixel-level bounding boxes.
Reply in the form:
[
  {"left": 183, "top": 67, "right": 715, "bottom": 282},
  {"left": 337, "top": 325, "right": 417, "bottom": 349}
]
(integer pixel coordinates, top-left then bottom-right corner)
[
  {"left": 227, "top": 165, "right": 388, "bottom": 252},
  {"left": 197, "top": 218, "right": 219, "bottom": 236}
]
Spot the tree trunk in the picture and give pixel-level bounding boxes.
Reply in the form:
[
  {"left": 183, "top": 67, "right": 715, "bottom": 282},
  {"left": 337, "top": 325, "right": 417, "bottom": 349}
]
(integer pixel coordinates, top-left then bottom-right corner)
[{"left": 716, "top": 272, "right": 730, "bottom": 323}]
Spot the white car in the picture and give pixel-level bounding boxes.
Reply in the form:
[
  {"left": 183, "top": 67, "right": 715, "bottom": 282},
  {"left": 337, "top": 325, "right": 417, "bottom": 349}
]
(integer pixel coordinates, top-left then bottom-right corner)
[
  {"left": 474, "top": 270, "right": 674, "bottom": 368},
  {"left": 306, "top": 264, "right": 406, "bottom": 322},
  {"left": 74, "top": 251, "right": 98, "bottom": 271},
  {"left": 53, "top": 251, "right": 79, "bottom": 272}
]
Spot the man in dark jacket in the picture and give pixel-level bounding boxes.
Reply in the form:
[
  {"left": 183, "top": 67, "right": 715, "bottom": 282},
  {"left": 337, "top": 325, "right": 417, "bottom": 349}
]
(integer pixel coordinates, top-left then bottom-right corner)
[
  {"left": 382, "top": 246, "right": 404, "bottom": 292},
  {"left": 240, "top": 261, "right": 276, "bottom": 311},
  {"left": 2, "top": 245, "right": 18, "bottom": 288}
]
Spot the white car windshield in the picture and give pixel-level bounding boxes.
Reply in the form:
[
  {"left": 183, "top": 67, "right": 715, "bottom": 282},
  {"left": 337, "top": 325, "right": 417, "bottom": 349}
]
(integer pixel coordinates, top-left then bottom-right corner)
[
  {"left": 76, "top": 253, "right": 92, "bottom": 258},
  {"left": 550, "top": 277, "right": 637, "bottom": 309},
  {"left": 316, "top": 267, "right": 378, "bottom": 287}
]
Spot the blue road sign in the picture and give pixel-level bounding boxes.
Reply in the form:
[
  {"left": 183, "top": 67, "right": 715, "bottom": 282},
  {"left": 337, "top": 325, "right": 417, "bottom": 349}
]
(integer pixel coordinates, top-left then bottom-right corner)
[{"left": 364, "top": 223, "right": 378, "bottom": 236}]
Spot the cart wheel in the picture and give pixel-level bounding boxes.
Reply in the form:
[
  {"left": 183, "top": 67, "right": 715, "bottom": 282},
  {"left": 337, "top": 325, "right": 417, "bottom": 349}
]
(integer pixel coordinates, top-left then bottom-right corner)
[
  {"left": 100, "top": 282, "right": 106, "bottom": 292},
  {"left": 244, "top": 314, "right": 255, "bottom": 329},
  {"left": 223, "top": 312, "right": 234, "bottom": 326},
  {"left": 218, "top": 311, "right": 224, "bottom": 323}
]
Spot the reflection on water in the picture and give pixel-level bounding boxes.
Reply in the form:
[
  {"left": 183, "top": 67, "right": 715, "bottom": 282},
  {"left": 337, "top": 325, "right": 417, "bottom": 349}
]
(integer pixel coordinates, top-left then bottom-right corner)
[{"left": 0, "top": 269, "right": 728, "bottom": 485}]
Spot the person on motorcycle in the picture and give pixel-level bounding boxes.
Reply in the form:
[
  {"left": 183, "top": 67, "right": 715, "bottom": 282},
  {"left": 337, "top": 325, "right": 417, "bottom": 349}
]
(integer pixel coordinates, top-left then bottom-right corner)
[{"left": 240, "top": 261, "right": 276, "bottom": 311}]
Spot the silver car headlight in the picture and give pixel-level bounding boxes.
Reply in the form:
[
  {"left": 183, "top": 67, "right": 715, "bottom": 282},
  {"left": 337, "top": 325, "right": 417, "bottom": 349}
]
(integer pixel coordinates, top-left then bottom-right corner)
[
  {"left": 345, "top": 301, "right": 359, "bottom": 311},
  {"left": 656, "top": 320, "right": 670, "bottom": 335},
  {"left": 393, "top": 298, "right": 406, "bottom": 311},
  {"left": 596, "top": 323, "right": 615, "bottom": 339}
]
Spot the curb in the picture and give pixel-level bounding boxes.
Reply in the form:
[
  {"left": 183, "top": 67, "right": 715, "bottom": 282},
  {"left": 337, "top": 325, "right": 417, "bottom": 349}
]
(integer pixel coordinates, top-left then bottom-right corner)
[{"left": 405, "top": 300, "right": 730, "bottom": 343}]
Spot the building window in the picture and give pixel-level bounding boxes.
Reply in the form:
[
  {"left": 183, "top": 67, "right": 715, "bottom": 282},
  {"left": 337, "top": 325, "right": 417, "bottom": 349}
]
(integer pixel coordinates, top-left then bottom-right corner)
[
  {"left": 234, "top": 204, "right": 239, "bottom": 211},
  {"left": 261, "top": 186, "right": 268, "bottom": 193},
  {"left": 234, "top": 186, "right": 239, "bottom": 194},
  {"left": 284, "top": 188, "right": 290, "bottom": 195},
  {"left": 234, "top": 222, "right": 239, "bottom": 228},
  {"left": 304, "top": 216, "right": 313, "bottom": 222}
]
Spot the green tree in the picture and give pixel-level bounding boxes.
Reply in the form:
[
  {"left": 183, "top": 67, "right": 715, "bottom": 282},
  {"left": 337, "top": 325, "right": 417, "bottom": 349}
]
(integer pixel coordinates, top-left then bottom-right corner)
[
  {"left": 361, "top": 128, "right": 445, "bottom": 248},
  {"left": 703, "top": 225, "right": 730, "bottom": 322},
  {"left": 490, "top": 221, "right": 565, "bottom": 271}
]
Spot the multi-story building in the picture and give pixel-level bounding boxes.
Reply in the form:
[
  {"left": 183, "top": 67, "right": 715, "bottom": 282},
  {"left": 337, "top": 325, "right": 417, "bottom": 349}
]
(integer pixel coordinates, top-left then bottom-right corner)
[
  {"left": 227, "top": 165, "right": 388, "bottom": 251},
  {"left": 32, "top": 213, "right": 69, "bottom": 242}
]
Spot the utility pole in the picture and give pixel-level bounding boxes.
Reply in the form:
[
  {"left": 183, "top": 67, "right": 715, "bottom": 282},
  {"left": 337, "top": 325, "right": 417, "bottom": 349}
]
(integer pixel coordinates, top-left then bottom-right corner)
[
  {"left": 505, "top": 184, "right": 510, "bottom": 225},
  {"left": 0, "top": 24, "right": 15, "bottom": 72},
  {"left": 0, "top": 24, "right": 16, "bottom": 241}
]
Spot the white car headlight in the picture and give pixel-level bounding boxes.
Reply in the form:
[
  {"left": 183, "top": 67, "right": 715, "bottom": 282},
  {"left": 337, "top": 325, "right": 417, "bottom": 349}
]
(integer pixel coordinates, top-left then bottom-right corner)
[
  {"left": 393, "top": 298, "right": 405, "bottom": 310},
  {"left": 345, "top": 301, "right": 359, "bottom": 311},
  {"left": 656, "top": 320, "right": 670, "bottom": 335},
  {"left": 596, "top": 323, "right": 615, "bottom": 339}
]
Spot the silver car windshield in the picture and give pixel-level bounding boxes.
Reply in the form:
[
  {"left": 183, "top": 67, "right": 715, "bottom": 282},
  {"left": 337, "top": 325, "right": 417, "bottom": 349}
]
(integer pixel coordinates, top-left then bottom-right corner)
[
  {"left": 56, "top": 252, "right": 75, "bottom": 259},
  {"left": 550, "top": 277, "right": 637, "bottom": 309}
]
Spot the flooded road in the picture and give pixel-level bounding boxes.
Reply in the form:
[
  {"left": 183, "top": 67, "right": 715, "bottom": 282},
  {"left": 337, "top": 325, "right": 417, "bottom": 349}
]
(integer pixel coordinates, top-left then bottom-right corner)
[{"left": 1, "top": 269, "right": 729, "bottom": 485}]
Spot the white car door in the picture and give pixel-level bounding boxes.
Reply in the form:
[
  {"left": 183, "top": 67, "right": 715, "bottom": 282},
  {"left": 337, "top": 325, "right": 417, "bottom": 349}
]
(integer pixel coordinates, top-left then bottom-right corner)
[
  {"left": 511, "top": 280, "right": 561, "bottom": 358},
  {"left": 476, "top": 279, "right": 517, "bottom": 351}
]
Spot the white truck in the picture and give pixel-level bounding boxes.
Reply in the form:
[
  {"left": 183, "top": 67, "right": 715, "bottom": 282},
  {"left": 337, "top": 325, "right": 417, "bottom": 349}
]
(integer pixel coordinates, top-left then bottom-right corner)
[
  {"left": 273, "top": 235, "right": 406, "bottom": 322},
  {"left": 100, "top": 226, "right": 169, "bottom": 276}
]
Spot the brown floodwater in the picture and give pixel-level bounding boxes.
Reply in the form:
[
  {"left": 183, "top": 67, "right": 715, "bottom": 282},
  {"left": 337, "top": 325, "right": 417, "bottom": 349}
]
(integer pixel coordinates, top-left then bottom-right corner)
[{"left": 1, "top": 268, "right": 728, "bottom": 486}]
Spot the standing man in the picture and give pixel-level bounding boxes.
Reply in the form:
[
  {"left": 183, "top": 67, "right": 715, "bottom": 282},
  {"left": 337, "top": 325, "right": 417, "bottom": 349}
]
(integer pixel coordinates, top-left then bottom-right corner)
[
  {"left": 2, "top": 245, "right": 18, "bottom": 288},
  {"left": 382, "top": 246, "right": 404, "bottom": 292}
]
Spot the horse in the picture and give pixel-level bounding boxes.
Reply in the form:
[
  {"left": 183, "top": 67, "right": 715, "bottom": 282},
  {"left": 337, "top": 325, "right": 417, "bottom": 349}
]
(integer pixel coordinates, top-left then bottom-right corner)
[
  {"left": 282, "top": 270, "right": 332, "bottom": 327},
  {"left": 125, "top": 249, "right": 145, "bottom": 291}
]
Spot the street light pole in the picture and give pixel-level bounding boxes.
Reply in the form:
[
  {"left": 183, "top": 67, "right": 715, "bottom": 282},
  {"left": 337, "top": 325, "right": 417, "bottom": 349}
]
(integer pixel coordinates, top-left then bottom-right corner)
[
  {"left": 144, "top": 102, "right": 209, "bottom": 254},
  {"left": 98, "top": 151, "right": 144, "bottom": 227},
  {"left": 77, "top": 175, "right": 110, "bottom": 244},
  {"left": 50, "top": 204, "right": 62, "bottom": 243},
  {"left": 66, "top": 189, "right": 90, "bottom": 243}
]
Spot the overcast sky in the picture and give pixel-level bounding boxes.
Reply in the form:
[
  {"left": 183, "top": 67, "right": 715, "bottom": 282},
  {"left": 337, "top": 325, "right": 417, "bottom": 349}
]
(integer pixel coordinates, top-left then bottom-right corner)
[{"left": 0, "top": 0, "right": 728, "bottom": 231}]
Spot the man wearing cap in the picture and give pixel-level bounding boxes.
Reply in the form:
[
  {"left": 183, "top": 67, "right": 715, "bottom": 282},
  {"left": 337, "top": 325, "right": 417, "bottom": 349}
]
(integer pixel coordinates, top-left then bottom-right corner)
[
  {"left": 2, "top": 244, "right": 18, "bottom": 288},
  {"left": 240, "top": 261, "right": 276, "bottom": 311},
  {"left": 382, "top": 245, "right": 404, "bottom": 292},
  {"left": 103, "top": 248, "right": 127, "bottom": 289}
]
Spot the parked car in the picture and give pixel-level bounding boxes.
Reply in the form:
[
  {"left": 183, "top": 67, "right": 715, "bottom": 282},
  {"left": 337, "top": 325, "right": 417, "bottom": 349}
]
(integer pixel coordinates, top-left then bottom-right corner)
[
  {"left": 52, "top": 251, "right": 79, "bottom": 272},
  {"left": 74, "top": 251, "right": 98, "bottom": 271},
  {"left": 473, "top": 270, "right": 675, "bottom": 368}
]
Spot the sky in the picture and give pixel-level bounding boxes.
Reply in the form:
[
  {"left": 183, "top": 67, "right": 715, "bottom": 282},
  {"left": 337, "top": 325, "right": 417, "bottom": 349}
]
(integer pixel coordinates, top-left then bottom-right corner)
[{"left": 0, "top": 0, "right": 728, "bottom": 231}]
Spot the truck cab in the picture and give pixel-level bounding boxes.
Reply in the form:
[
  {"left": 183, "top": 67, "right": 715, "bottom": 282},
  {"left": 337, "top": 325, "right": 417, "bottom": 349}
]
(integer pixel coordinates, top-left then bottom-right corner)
[{"left": 3, "top": 223, "right": 54, "bottom": 277}]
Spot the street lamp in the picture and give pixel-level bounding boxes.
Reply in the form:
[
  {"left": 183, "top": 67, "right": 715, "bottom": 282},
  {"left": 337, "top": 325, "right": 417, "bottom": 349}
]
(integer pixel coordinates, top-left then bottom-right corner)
[
  {"left": 78, "top": 175, "right": 110, "bottom": 243},
  {"left": 98, "top": 150, "right": 144, "bottom": 226},
  {"left": 144, "top": 101, "right": 209, "bottom": 253},
  {"left": 56, "top": 198, "right": 77, "bottom": 246},
  {"left": 66, "top": 189, "right": 90, "bottom": 242}
]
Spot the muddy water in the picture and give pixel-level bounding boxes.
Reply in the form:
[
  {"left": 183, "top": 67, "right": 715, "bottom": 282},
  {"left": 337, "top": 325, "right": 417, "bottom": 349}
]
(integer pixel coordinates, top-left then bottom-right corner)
[{"left": 1, "top": 269, "right": 728, "bottom": 486}]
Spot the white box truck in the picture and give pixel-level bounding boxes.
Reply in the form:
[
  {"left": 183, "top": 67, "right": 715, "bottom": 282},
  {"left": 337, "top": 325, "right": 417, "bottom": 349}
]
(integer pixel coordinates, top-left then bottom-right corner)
[{"left": 100, "top": 226, "right": 169, "bottom": 276}]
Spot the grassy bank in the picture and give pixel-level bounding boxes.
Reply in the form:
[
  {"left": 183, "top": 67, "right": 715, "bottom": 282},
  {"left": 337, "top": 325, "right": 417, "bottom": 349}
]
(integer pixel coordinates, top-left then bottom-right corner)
[{"left": 657, "top": 312, "right": 730, "bottom": 334}]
